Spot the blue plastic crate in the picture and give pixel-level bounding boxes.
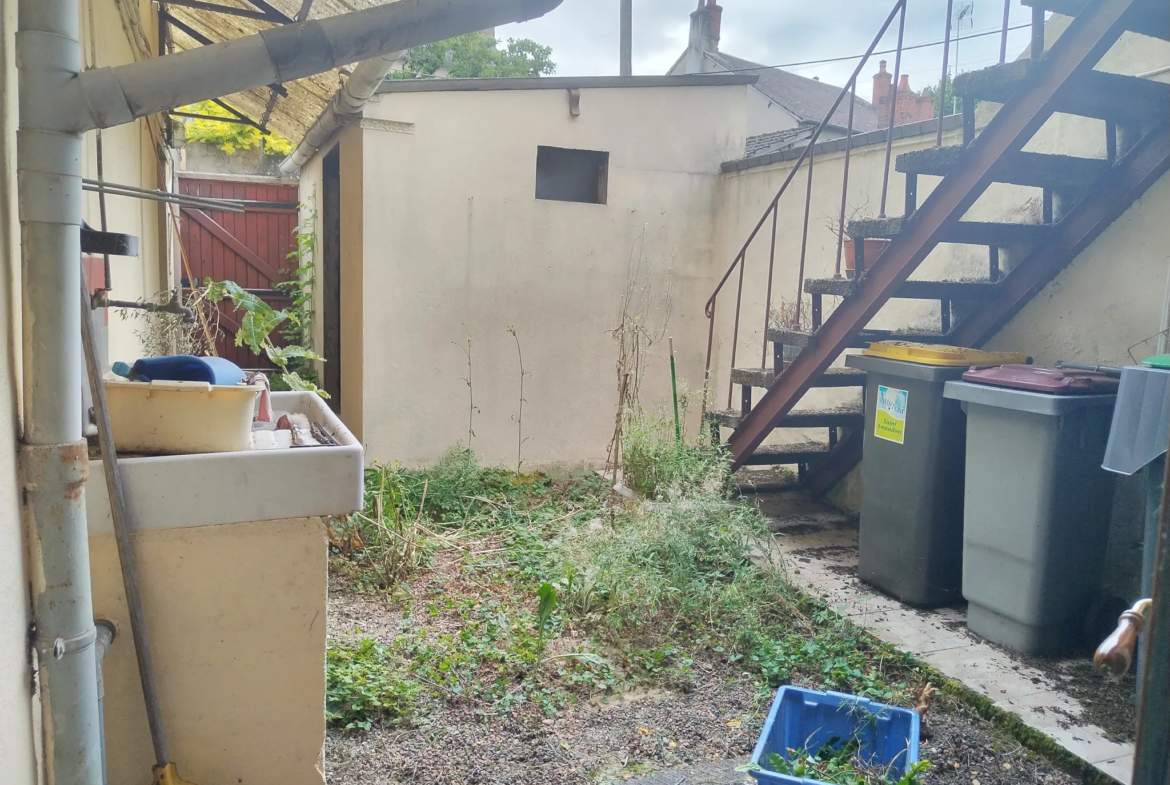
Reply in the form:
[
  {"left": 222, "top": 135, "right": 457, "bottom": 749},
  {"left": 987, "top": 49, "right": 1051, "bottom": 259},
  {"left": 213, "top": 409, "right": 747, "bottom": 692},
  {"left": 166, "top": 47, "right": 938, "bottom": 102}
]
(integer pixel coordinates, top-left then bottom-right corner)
[{"left": 749, "top": 686, "right": 920, "bottom": 785}]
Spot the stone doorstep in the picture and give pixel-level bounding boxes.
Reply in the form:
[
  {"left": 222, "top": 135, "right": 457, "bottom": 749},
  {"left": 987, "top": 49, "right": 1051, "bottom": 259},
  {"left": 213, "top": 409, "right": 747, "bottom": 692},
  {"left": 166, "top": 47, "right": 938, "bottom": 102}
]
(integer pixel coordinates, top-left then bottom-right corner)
[{"left": 765, "top": 508, "right": 1137, "bottom": 785}]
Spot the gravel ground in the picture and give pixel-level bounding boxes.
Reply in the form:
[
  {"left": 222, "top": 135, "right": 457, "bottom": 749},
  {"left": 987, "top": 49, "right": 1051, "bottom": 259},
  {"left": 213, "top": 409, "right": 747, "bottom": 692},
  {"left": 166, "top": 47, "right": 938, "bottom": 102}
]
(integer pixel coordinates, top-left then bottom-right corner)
[{"left": 326, "top": 591, "right": 1084, "bottom": 785}]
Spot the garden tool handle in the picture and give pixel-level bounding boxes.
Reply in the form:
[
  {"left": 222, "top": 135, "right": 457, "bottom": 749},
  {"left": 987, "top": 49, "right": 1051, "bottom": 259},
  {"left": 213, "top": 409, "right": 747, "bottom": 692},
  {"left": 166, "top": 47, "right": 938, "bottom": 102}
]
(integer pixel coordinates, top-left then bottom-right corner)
[{"left": 1094, "top": 599, "right": 1153, "bottom": 677}]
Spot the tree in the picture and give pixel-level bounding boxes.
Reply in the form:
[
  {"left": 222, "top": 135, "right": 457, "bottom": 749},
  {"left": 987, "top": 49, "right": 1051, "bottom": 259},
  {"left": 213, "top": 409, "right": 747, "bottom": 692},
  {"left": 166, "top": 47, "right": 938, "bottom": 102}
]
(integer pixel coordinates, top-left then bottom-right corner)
[
  {"left": 391, "top": 32, "right": 555, "bottom": 79},
  {"left": 923, "top": 73, "right": 981, "bottom": 119},
  {"left": 180, "top": 101, "right": 293, "bottom": 156}
]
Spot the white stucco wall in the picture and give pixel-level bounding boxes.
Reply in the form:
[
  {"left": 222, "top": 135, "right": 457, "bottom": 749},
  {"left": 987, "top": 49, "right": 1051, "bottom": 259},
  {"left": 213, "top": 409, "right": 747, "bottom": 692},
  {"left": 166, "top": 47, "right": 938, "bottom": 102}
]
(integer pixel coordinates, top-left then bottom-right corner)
[
  {"left": 0, "top": 0, "right": 35, "bottom": 780},
  {"left": 345, "top": 84, "right": 748, "bottom": 467}
]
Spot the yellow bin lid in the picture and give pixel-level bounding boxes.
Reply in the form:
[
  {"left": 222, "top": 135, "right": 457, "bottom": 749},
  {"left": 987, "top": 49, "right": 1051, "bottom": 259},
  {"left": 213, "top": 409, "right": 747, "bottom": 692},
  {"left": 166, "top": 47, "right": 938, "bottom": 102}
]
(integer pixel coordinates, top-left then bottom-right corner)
[{"left": 863, "top": 341, "right": 1029, "bottom": 367}]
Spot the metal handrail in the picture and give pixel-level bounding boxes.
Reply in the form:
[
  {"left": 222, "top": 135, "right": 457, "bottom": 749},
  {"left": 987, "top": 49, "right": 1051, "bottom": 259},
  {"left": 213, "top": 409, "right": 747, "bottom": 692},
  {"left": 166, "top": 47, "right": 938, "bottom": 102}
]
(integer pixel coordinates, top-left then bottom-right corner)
[{"left": 702, "top": 0, "right": 908, "bottom": 410}]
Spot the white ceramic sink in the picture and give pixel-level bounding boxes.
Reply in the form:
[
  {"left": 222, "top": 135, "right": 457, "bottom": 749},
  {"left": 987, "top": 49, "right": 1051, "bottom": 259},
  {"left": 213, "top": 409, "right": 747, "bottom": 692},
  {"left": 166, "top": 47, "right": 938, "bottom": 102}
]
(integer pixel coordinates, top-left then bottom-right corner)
[{"left": 86, "top": 391, "right": 364, "bottom": 535}]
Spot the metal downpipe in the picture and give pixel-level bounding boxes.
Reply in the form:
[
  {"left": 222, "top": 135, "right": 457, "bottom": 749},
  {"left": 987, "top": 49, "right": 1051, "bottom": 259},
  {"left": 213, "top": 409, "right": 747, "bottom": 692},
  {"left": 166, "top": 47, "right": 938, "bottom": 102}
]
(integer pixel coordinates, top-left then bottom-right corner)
[
  {"left": 280, "top": 50, "right": 404, "bottom": 174},
  {"left": 17, "top": 0, "right": 103, "bottom": 783}
]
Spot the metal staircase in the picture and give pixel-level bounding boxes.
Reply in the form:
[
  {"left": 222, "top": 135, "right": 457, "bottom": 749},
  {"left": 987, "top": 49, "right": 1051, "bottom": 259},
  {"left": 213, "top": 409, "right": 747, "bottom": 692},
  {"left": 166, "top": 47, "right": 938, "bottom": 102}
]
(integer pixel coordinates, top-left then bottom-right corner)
[{"left": 705, "top": 0, "right": 1170, "bottom": 493}]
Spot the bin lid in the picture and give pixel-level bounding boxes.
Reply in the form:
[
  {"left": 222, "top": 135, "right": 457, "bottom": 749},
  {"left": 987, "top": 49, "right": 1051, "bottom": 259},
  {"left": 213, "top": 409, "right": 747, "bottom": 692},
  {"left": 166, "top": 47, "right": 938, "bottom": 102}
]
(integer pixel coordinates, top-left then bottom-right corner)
[
  {"left": 1102, "top": 365, "right": 1170, "bottom": 476},
  {"left": 944, "top": 380, "right": 1117, "bottom": 415},
  {"left": 961, "top": 364, "right": 1121, "bottom": 395},
  {"left": 863, "top": 341, "right": 1029, "bottom": 367},
  {"left": 1143, "top": 354, "right": 1170, "bottom": 369}
]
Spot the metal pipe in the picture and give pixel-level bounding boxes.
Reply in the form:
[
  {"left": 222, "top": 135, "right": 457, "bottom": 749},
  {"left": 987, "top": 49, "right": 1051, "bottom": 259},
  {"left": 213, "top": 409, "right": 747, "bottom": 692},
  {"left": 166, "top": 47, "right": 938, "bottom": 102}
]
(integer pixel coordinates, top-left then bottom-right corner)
[
  {"left": 619, "top": 0, "right": 633, "bottom": 77},
  {"left": 95, "top": 132, "right": 110, "bottom": 290},
  {"left": 93, "top": 621, "right": 116, "bottom": 785},
  {"left": 53, "top": 0, "right": 566, "bottom": 134},
  {"left": 18, "top": 0, "right": 104, "bottom": 779},
  {"left": 938, "top": 0, "right": 955, "bottom": 147},
  {"left": 880, "top": 0, "right": 906, "bottom": 217},
  {"left": 82, "top": 180, "right": 246, "bottom": 213},
  {"left": 1053, "top": 361, "right": 1122, "bottom": 376},
  {"left": 280, "top": 50, "right": 405, "bottom": 173}
]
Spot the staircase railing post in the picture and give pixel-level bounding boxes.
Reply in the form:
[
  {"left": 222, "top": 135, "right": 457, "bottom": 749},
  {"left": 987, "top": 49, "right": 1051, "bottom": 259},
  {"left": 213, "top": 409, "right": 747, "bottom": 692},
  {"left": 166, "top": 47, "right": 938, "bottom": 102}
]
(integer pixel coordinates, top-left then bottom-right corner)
[
  {"left": 836, "top": 77, "right": 859, "bottom": 275},
  {"left": 938, "top": 0, "right": 955, "bottom": 148},
  {"left": 1000, "top": 0, "right": 1012, "bottom": 64},
  {"left": 795, "top": 145, "right": 816, "bottom": 329},
  {"left": 727, "top": 253, "right": 747, "bottom": 408},
  {"left": 761, "top": 205, "right": 779, "bottom": 365},
  {"left": 880, "top": 0, "right": 907, "bottom": 218}
]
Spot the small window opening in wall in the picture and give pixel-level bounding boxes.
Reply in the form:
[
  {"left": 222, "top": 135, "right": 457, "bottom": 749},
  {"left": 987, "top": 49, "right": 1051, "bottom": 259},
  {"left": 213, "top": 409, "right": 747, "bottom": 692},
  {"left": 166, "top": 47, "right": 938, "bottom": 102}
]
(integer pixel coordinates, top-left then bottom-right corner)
[{"left": 535, "top": 146, "right": 609, "bottom": 205}]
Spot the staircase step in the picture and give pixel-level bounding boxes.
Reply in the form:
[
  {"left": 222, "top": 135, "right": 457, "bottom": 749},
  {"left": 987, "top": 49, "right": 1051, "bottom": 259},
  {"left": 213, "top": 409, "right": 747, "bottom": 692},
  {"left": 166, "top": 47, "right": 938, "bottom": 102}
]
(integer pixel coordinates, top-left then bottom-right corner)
[
  {"left": 741, "top": 441, "right": 832, "bottom": 467},
  {"left": 805, "top": 277, "right": 999, "bottom": 300},
  {"left": 955, "top": 61, "right": 1170, "bottom": 124},
  {"left": 730, "top": 366, "right": 775, "bottom": 388},
  {"left": 731, "top": 365, "right": 867, "bottom": 389},
  {"left": 706, "top": 406, "right": 864, "bottom": 430},
  {"left": 848, "top": 216, "right": 1051, "bottom": 247},
  {"left": 768, "top": 325, "right": 951, "bottom": 349},
  {"left": 897, "top": 146, "right": 1109, "bottom": 189},
  {"left": 1021, "top": 0, "right": 1168, "bottom": 40}
]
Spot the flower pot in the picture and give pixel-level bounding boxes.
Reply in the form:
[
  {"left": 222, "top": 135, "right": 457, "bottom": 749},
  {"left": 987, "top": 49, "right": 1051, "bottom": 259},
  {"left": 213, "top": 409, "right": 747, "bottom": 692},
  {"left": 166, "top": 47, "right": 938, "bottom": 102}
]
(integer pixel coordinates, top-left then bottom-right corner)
[{"left": 842, "top": 238, "right": 891, "bottom": 278}]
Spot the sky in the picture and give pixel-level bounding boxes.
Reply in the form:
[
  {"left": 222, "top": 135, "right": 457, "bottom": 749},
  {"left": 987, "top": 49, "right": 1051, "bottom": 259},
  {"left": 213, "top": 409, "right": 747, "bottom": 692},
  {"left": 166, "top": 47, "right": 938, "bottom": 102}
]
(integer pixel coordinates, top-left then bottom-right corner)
[{"left": 499, "top": 0, "right": 1036, "bottom": 103}]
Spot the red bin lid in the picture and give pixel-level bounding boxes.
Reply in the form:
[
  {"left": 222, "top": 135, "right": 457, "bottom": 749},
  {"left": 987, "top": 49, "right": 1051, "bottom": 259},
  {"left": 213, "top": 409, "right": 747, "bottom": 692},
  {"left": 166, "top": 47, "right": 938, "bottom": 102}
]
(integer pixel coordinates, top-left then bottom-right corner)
[{"left": 961, "top": 364, "right": 1120, "bottom": 394}]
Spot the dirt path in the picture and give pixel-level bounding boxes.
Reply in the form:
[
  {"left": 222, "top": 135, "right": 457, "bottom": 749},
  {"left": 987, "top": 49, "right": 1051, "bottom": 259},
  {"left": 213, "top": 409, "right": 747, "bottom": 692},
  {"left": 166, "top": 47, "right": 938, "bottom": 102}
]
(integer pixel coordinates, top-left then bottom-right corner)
[{"left": 326, "top": 591, "right": 1081, "bottom": 785}]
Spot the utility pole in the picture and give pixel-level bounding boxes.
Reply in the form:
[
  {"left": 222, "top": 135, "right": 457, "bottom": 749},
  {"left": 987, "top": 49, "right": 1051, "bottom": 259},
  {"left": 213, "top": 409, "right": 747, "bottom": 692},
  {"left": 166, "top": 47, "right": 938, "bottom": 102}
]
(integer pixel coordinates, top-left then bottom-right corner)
[{"left": 620, "top": 0, "right": 632, "bottom": 76}]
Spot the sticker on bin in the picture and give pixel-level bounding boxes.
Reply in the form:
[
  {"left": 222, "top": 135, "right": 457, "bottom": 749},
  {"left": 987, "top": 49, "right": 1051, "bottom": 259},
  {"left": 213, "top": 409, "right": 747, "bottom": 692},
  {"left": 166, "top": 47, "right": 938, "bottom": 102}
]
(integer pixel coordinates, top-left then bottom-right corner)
[{"left": 875, "top": 385, "right": 908, "bottom": 444}]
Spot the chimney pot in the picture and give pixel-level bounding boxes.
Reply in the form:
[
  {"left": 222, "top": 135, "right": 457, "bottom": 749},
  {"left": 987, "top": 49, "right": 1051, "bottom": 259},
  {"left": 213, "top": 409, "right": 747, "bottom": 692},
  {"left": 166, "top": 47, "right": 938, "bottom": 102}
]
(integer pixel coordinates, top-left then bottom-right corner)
[
  {"left": 899, "top": 74, "right": 910, "bottom": 90},
  {"left": 879, "top": 60, "right": 888, "bottom": 74}
]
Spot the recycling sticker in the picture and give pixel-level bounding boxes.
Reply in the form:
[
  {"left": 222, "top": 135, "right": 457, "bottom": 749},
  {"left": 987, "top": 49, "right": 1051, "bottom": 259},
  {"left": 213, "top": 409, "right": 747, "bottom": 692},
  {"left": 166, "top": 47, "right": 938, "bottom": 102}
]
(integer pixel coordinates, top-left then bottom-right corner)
[{"left": 875, "top": 385, "right": 908, "bottom": 445}]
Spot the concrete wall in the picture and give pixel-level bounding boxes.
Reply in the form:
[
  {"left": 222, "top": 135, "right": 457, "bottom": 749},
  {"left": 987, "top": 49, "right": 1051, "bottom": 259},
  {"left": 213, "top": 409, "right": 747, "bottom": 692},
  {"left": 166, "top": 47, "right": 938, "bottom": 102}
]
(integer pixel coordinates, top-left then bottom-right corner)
[
  {"left": 341, "top": 84, "right": 748, "bottom": 467},
  {"left": 90, "top": 517, "right": 328, "bottom": 785}
]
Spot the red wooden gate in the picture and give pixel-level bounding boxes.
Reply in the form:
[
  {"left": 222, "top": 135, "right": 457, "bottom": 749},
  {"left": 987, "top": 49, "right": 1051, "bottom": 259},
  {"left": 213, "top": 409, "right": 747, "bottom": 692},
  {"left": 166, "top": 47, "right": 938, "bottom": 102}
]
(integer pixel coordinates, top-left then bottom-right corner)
[{"left": 178, "top": 173, "right": 300, "bottom": 369}]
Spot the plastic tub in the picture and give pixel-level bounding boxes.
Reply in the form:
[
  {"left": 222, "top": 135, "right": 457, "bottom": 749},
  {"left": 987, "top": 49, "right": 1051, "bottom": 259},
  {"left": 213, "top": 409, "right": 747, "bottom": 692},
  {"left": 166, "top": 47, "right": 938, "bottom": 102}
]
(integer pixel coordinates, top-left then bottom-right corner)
[
  {"left": 944, "top": 379, "right": 1117, "bottom": 654},
  {"left": 105, "top": 380, "right": 260, "bottom": 454},
  {"left": 749, "top": 686, "right": 919, "bottom": 785}
]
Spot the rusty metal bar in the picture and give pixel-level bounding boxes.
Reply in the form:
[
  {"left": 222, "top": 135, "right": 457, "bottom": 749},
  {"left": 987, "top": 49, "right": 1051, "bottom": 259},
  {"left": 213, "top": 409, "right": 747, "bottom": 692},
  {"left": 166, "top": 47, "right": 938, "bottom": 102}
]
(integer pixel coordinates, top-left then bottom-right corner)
[
  {"left": 812, "top": 293, "right": 823, "bottom": 330},
  {"left": 836, "top": 79, "right": 858, "bottom": 274},
  {"left": 880, "top": 1, "right": 907, "bottom": 217},
  {"left": 938, "top": 0, "right": 955, "bottom": 147},
  {"left": 761, "top": 205, "right": 779, "bottom": 365},
  {"left": 1000, "top": 0, "right": 1011, "bottom": 64},
  {"left": 727, "top": 254, "right": 747, "bottom": 408},
  {"left": 728, "top": 0, "right": 1139, "bottom": 468},
  {"left": 905, "top": 171, "right": 918, "bottom": 216},
  {"left": 795, "top": 146, "right": 815, "bottom": 328},
  {"left": 164, "top": 0, "right": 272, "bottom": 20}
]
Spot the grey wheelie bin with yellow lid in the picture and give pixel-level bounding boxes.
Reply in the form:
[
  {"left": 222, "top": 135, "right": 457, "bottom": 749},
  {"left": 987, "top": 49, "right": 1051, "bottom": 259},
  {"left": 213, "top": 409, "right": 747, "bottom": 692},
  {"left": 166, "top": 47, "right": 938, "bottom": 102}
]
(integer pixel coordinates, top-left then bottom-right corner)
[
  {"left": 944, "top": 365, "right": 1119, "bottom": 655},
  {"left": 845, "top": 343, "right": 1029, "bottom": 607}
]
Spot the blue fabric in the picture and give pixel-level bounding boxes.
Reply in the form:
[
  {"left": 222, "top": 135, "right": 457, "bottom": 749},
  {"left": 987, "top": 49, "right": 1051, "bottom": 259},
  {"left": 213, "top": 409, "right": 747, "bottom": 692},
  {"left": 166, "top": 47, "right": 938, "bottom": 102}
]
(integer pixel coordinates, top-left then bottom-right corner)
[{"left": 131, "top": 356, "right": 246, "bottom": 386}]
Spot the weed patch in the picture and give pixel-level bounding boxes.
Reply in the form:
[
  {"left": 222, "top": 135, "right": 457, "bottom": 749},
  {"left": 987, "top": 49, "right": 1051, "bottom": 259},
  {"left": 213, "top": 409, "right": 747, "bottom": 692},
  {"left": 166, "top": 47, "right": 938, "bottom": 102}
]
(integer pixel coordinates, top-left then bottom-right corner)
[{"left": 325, "top": 637, "right": 420, "bottom": 731}]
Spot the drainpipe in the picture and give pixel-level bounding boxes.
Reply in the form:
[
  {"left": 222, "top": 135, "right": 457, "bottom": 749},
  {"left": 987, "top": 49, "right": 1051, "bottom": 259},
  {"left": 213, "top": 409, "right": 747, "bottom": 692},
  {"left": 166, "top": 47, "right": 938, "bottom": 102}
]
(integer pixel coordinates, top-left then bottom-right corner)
[
  {"left": 93, "top": 622, "right": 116, "bottom": 785},
  {"left": 17, "top": 0, "right": 104, "bottom": 783},
  {"left": 16, "top": 1, "right": 564, "bottom": 783},
  {"left": 280, "top": 51, "right": 405, "bottom": 174}
]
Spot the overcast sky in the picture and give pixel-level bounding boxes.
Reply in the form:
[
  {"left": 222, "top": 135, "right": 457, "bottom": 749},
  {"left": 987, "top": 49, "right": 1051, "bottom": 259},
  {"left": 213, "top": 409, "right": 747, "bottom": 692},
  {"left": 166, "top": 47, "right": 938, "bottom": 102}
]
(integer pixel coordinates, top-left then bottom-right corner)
[{"left": 500, "top": 0, "right": 1035, "bottom": 101}]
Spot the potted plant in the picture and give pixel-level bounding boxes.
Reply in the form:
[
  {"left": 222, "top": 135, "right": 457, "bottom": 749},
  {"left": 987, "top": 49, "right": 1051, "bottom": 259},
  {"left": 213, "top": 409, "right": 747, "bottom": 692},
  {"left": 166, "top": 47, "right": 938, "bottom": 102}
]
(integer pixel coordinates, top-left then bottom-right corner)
[{"left": 825, "top": 200, "right": 890, "bottom": 279}]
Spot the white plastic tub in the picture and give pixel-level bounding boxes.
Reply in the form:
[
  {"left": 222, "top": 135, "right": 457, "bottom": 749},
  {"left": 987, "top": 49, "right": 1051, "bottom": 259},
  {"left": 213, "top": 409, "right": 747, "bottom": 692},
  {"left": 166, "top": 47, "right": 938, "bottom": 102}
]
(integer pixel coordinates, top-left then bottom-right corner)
[{"left": 105, "top": 380, "right": 260, "bottom": 454}]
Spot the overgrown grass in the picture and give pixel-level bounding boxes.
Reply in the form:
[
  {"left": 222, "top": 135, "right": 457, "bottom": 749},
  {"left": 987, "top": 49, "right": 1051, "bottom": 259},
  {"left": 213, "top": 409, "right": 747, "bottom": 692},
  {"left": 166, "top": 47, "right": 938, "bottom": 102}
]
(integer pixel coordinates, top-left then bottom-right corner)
[
  {"left": 326, "top": 637, "right": 420, "bottom": 731},
  {"left": 327, "top": 433, "right": 915, "bottom": 733}
]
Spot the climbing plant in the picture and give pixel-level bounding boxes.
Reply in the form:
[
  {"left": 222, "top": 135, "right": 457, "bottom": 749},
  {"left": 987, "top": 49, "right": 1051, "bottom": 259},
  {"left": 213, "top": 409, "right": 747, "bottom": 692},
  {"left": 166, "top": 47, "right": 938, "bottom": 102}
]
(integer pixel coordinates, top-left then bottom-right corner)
[{"left": 274, "top": 207, "right": 318, "bottom": 389}]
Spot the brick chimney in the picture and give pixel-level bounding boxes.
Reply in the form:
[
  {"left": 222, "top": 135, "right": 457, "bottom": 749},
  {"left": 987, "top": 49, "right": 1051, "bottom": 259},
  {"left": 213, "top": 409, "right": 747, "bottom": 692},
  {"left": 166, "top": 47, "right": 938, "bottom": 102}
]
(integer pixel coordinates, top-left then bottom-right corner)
[
  {"left": 684, "top": 0, "right": 723, "bottom": 74},
  {"left": 872, "top": 60, "right": 892, "bottom": 107}
]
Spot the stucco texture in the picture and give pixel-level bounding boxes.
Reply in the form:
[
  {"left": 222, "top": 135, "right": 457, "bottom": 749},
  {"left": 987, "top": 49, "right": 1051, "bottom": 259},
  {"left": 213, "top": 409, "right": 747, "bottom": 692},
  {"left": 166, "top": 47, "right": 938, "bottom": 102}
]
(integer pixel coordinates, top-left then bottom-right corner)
[
  {"left": 346, "top": 84, "right": 749, "bottom": 467},
  {"left": 90, "top": 517, "right": 328, "bottom": 785}
]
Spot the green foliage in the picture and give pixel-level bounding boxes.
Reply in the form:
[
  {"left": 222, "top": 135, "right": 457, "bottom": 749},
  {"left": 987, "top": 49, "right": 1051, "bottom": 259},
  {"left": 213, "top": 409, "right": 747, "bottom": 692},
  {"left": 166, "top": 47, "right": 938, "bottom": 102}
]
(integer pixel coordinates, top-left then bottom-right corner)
[
  {"left": 621, "top": 411, "right": 732, "bottom": 499},
  {"left": 763, "top": 744, "right": 931, "bottom": 785},
  {"left": 326, "top": 637, "right": 420, "bottom": 731},
  {"left": 204, "top": 278, "right": 325, "bottom": 396},
  {"left": 536, "top": 582, "right": 558, "bottom": 639},
  {"left": 274, "top": 208, "right": 318, "bottom": 388},
  {"left": 179, "top": 101, "right": 293, "bottom": 156},
  {"left": 390, "top": 32, "right": 555, "bottom": 79}
]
